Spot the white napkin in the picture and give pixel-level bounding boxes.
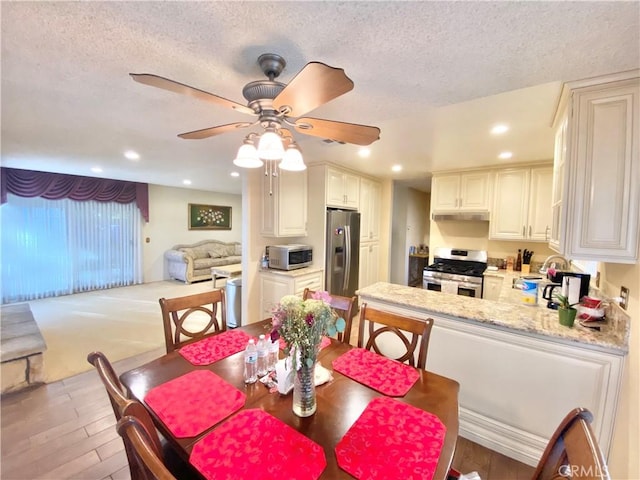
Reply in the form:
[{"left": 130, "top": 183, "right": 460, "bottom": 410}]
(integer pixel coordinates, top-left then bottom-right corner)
[
  {"left": 275, "top": 359, "right": 333, "bottom": 394},
  {"left": 440, "top": 280, "right": 459, "bottom": 295}
]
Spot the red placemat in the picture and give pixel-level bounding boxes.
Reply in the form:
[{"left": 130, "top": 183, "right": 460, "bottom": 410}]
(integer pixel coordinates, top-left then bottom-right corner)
[
  {"left": 278, "top": 335, "right": 331, "bottom": 351},
  {"left": 335, "top": 397, "right": 446, "bottom": 480},
  {"left": 144, "top": 370, "right": 245, "bottom": 438},
  {"left": 179, "top": 329, "right": 251, "bottom": 365},
  {"left": 331, "top": 348, "right": 420, "bottom": 396},
  {"left": 190, "top": 409, "right": 326, "bottom": 480}
]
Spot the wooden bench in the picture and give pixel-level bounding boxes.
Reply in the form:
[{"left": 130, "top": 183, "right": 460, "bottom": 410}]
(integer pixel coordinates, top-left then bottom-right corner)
[{"left": 1, "top": 303, "right": 47, "bottom": 394}]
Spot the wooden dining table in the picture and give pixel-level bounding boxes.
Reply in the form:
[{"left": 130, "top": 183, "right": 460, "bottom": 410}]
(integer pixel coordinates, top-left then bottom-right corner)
[{"left": 120, "top": 319, "right": 460, "bottom": 480}]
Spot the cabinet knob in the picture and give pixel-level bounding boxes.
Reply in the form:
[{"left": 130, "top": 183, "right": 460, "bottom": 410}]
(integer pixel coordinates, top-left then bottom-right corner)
[
  {"left": 529, "top": 225, "right": 532, "bottom": 237},
  {"left": 522, "top": 225, "right": 526, "bottom": 236}
]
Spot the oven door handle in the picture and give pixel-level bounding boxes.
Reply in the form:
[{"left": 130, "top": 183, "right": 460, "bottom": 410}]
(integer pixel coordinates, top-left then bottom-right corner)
[{"left": 425, "top": 279, "right": 481, "bottom": 290}]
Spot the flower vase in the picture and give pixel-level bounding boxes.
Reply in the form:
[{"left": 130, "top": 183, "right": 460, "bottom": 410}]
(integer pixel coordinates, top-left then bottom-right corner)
[{"left": 293, "top": 361, "right": 316, "bottom": 417}]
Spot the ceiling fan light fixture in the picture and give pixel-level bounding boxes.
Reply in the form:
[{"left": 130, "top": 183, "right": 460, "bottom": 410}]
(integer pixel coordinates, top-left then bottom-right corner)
[
  {"left": 279, "top": 145, "right": 306, "bottom": 171},
  {"left": 257, "top": 130, "right": 285, "bottom": 160},
  {"left": 233, "top": 143, "right": 263, "bottom": 168}
]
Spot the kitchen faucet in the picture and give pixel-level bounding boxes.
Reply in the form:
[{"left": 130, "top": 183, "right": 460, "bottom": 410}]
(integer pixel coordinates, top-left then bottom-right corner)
[{"left": 539, "top": 255, "right": 571, "bottom": 274}]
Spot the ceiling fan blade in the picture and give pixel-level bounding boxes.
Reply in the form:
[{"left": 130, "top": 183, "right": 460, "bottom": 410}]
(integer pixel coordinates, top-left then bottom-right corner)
[
  {"left": 273, "top": 62, "right": 354, "bottom": 117},
  {"left": 178, "top": 122, "right": 251, "bottom": 140},
  {"left": 294, "top": 117, "right": 380, "bottom": 146},
  {"left": 130, "top": 73, "right": 255, "bottom": 116}
]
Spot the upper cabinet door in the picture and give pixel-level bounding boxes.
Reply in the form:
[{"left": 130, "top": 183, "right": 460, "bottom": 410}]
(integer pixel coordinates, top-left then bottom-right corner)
[
  {"left": 359, "top": 177, "right": 381, "bottom": 242},
  {"left": 432, "top": 172, "right": 491, "bottom": 211},
  {"left": 567, "top": 79, "right": 640, "bottom": 262},
  {"left": 431, "top": 175, "right": 461, "bottom": 210},
  {"left": 528, "top": 167, "right": 553, "bottom": 241},
  {"left": 459, "top": 172, "right": 491, "bottom": 211},
  {"left": 326, "top": 168, "right": 360, "bottom": 209},
  {"left": 490, "top": 166, "right": 553, "bottom": 242},
  {"left": 490, "top": 169, "right": 530, "bottom": 240},
  {"left": 261, "top": 169, "right": 308, "bottom": 237},
  {"left": 326, "top": 169, "right": 346, "bottom": 206},
  {"left": 343, "top": 173, "right": 360, "bottom": 209},
  {"left": 550, "top": 115, "right": 568, "bottom": 252}
]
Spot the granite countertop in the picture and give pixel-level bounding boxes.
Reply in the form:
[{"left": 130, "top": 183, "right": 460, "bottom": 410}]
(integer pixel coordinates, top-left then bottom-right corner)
[
  {"left": 259, "top": 266, "right": 324, "bottom": 277},
  {"left": 357, "top": 282, "right": 629, "bottom": 354}
]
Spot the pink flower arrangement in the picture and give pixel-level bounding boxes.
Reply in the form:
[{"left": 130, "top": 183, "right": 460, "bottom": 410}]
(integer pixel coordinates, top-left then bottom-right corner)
[{"left": 270, "top": 292, "right": 345, "bottom": 368}]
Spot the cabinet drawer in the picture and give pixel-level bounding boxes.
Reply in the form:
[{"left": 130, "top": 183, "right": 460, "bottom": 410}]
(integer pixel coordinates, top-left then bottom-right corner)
[{"left": 294, "top": 273, "right": 323, "bottom": 296}]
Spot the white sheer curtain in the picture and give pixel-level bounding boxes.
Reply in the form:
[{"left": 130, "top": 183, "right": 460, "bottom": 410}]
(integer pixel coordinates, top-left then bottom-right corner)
[{"left": 1, "top": 194, "right": 142, "bottom": 303}]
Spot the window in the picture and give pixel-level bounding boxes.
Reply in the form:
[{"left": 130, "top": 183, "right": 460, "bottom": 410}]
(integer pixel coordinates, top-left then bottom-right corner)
[{"left": 1, "top": 194, "right": 142, "bottom": 303}]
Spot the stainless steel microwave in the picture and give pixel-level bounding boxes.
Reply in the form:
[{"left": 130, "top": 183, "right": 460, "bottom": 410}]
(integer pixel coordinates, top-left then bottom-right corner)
[{"left": 267, "top": 244, "right": 313, "bottom": 270}]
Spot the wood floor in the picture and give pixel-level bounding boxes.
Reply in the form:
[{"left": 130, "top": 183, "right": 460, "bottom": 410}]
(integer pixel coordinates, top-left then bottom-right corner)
[{"left": 1, "top": 347, "right": 535, "bottom": 480}]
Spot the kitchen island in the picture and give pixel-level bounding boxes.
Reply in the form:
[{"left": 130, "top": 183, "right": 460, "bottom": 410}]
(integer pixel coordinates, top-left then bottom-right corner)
[{"left": 357, "top": 282, "right": 628, "bottom": 466}]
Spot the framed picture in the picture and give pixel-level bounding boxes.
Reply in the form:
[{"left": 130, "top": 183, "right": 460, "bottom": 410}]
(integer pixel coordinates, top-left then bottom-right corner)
[{"left": 188, "top": 204, "right": 232, "bottom": 230}]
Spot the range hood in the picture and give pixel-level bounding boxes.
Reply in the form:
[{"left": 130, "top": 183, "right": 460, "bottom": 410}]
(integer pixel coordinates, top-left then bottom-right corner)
[{"left": 431, "top": 211, "right": 490, "bottom": 222}]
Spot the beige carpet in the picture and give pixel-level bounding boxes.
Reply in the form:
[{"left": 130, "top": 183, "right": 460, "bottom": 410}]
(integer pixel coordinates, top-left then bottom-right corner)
[{"left": 27, "top": 280, "right": 217, "bottom": 383}]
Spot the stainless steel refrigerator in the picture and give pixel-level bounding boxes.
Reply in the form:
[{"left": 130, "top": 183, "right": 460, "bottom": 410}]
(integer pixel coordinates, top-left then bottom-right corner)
[{"left": 325, "top": 209, "right": 360, "bottom": 298}]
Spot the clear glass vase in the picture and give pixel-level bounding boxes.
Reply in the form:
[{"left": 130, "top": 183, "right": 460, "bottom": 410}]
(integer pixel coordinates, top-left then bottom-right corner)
[{"left": 293, "top": 361, "right": 316, "bottom": 417}]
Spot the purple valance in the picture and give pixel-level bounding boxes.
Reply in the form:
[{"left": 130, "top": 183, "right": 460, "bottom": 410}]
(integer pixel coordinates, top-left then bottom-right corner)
[{"left": 1, "top": 167, "right": 149, "bottom": 222}]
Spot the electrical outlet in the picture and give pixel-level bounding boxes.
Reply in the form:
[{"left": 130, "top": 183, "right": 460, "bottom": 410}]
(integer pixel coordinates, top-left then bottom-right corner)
[{"left": 620, "top": 286, "right": 629, "bottom": 310}]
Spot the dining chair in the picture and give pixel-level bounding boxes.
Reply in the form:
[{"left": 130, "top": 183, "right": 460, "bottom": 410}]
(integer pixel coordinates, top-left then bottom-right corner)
[
  {"left": 87, "top": 352, "right": 199, "bottom": 480},
  {"left": 87, "top": 351, "right": 144, "bottom": 480},
  {"left": 357, "top": 303, "right": 434, "bottom": 369},
  {"left": 159, "top": 289, "right": 227, "bottom": 353},
  {"left": 303, "top": 288, "right": 357, "bottom": 344},
  {"left": 531, "top": 407, "right": 610, "bottom": 480},
  {"left": 116, "top": 405, "right": 176, "bottom": 480}
]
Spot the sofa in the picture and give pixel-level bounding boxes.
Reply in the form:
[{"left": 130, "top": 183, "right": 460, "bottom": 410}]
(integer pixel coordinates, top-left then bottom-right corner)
[{"left": 165, "top": 239, "right": 242, "bottom": 284}]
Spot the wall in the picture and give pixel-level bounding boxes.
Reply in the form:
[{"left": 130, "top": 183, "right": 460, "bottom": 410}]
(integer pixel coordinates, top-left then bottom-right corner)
[
  {"left": 429, "top": 219, "right": 554, "bottom": 265},
  {"left": 600, "top": 262, "right": 639, "bottom": 480},
  {"left": 142, "top": 184, "right": 242, "bottom": 282},
  {"left": 390, "top": 183, "right": 430, "bottom": 285}
]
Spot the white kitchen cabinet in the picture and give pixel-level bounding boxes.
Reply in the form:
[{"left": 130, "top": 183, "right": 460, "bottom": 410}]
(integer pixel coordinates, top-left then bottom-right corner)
[
  {"left": 552, "top": 71, "right": 639, "bottom": 263},
  {"left": 482, "top": 274, "right": 503, "bottom": 301},
  {"left": 549, "top": 115, "right": 568, "bottom": 252},
  {"left": 528, "top": 167, "right": 554, "bottom": 241},
  {"left": 261, "top": 169, "right": 308, "bottom": 237},
  {"left": 359, "top": 177, "right": 381, "bottom": 242},
  {"left": 359, "top": 242, "right": 379, "bottom": 290},
  {"left": 326, "top": 167, "right": 359, "bottom": 209},
  {"left": 431, "top": 171, "right": 491, "bottom": 212},
  {"left": 259, "top": 269, "right": 323, "bottom": 319},
  {"left": 489, "top": 165, "right": 552, "bottom": 242}
]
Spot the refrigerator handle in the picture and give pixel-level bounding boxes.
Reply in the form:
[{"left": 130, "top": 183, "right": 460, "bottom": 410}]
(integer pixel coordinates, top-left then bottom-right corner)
[{"left": 343, "top": 225, "right": 351, "bottom": 292}]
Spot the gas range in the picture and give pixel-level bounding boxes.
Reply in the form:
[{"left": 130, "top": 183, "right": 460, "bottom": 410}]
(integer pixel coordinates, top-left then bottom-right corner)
[{"left": 423, "top": 248, "right": 488, "bottom": 297}]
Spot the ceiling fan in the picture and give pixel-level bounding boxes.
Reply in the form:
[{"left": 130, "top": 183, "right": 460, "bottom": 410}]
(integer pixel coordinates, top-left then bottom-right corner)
[{"left": 130, "top": 53, "right": 381, "bottom": 148}]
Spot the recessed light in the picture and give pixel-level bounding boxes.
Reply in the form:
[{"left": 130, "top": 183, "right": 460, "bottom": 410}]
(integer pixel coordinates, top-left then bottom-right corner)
[
  {"left": 91, "top": 167, "right": 103, "bottom": 173},
  {"left": 491, "top": 124, "right": 509, "bottom": 135},
  {"left": 182, "top": 179, "right": 192, "bottom": 185},
  {"left": 498, "top": 151, "right": 513, "bottom": 159},
  {"left": 124, "top": 150, "right": 140, "bottom": 160},
  {"left": 358, "top": 148, "right": 371, "bottom": 158},
  {"left": 391, "top": 165, "right": 402, "bottom": 172},
  {"left": 230, "top": 172, "right": 240, "bottom": 177}
]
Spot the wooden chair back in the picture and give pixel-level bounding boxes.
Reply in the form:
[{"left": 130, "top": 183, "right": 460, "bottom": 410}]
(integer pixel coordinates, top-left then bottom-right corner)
[
  {"left": 532, "top": 408, "right": 610, "bottom": 480},
  {"left": 303, "top": 288, "right": 357, "bottom": 344},
  {"left": 87, "top": 351, "right": 128, "bottom": 419},
  {"left": 159, "top": 289, "right": 227, "bottom": 353},
  {"left": 357, "top": 303, "right": 433, "bottom": 369},
  {"left": 117, "top": 404, "right": 175, "bottom": 480},
  {"left": 87, "top": 352, "right": 144, "bottom": 480}
]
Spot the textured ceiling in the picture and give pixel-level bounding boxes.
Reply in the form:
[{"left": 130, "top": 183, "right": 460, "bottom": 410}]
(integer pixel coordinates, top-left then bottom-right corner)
[{"left": 2, "top": 1, "right": 639, "bottom": 194}]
